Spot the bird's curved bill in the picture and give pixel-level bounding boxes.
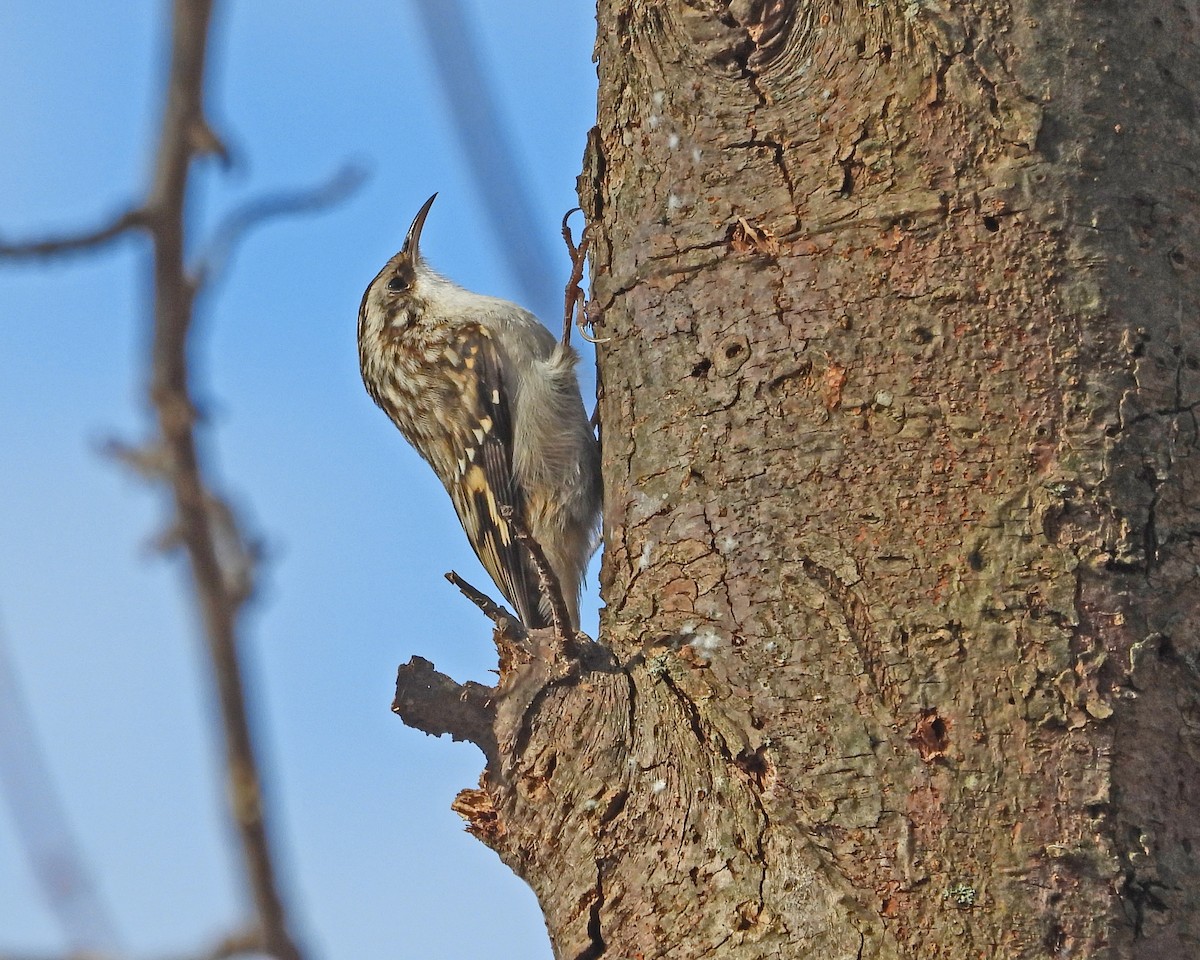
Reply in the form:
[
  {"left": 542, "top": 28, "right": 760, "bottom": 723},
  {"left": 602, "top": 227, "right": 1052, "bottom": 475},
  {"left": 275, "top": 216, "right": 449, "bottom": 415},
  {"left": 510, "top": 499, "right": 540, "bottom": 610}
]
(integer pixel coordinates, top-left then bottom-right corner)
[{"left": 403, "top": 193, "right": 439, "bottom": 258}]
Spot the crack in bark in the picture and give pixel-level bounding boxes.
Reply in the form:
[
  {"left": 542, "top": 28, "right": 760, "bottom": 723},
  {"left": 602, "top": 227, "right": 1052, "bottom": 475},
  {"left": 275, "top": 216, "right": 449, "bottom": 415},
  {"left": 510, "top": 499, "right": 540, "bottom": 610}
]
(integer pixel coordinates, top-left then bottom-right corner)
[
  {"left": 658, "top": 668, "right": 712, "bottom": 750},
  {"left": 1143, "top": 462, "right": 1163, "bottom": 569},
  {"left": 728, "top": 135, "right": 798, "bottom": 205},
  {"left": 573, "top": 861, "right": 607, "bottom": 960}
]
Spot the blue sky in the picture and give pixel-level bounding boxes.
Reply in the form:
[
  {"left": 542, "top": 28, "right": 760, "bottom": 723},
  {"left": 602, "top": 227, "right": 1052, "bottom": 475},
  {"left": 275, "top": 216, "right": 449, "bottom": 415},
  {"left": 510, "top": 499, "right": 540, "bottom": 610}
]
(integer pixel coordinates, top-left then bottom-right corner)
[{"left": 0, "top": 2, "right": 599, "bottom": 957}]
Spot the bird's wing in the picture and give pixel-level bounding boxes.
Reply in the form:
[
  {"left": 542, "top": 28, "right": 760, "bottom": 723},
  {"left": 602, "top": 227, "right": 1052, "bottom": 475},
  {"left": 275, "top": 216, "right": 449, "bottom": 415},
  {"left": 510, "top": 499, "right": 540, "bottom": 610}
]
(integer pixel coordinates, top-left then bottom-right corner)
[{"left": 444, "top": 325, "right": 546, "bottom": 628}]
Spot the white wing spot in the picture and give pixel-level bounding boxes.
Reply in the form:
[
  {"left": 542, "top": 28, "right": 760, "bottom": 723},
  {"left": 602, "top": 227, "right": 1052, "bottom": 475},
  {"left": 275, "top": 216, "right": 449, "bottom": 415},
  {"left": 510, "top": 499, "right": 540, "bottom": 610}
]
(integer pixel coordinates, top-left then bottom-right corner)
[{"left": 491, "top": 389, "right": 500, "bottom": 404}]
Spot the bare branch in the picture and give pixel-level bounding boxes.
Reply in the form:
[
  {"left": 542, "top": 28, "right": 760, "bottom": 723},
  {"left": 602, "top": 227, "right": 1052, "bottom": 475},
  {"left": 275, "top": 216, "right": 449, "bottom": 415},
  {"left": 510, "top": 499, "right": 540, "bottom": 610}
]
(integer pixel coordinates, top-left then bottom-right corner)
[
  {"left": 393, "top": 657, "right": 498, "bottom": 764},
  {"left": 0, "top": 208, "right": 145, "bottom": 260},
  {"left": 8, "top": 3, "right": 354, "bottom": 960},
  {"left": 135, "top": 3, "right": 305, "bottom": 959},
  {"left": 191, "top": 163, "right": 368, "bottom": 286}
]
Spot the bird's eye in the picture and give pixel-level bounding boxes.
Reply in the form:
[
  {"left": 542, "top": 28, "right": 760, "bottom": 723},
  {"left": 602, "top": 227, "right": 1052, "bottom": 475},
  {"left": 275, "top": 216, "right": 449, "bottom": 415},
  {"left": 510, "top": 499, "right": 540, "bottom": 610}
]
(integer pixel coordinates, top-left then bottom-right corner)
[{"left": 387, "top": 275, "right": 410, "bottom": 292}]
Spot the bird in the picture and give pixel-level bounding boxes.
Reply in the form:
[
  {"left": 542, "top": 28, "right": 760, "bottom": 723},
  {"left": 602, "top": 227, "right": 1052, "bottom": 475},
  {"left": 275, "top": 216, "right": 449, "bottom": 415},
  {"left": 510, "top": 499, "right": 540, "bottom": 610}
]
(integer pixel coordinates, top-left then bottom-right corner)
[{"left": 357, "top": 194, "right": 601, "bottom": 631}]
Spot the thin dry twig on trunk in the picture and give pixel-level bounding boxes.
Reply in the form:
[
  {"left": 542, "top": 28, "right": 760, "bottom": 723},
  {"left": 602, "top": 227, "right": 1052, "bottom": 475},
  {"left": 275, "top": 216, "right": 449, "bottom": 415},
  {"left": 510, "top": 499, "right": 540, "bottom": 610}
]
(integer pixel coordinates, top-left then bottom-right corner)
[
  {"left": 444, "top": 570, "right": 524, "bottom": 635},
  {"left": 560, "top": 209, "right": 605, "bottom": 345}
]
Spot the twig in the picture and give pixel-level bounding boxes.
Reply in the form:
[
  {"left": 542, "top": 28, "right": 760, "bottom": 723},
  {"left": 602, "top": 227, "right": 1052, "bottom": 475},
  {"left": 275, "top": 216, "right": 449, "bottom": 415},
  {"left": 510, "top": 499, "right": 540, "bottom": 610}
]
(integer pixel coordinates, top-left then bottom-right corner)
[
  {"left": 561, "top": 207, "right": 584, "bottom": 261},
  {"left": 444, "top": 571, "right": 525, "bottom": 638},
  {"left": 560, "top": 208, "right": 584, "bottom": 344},
  {"left": 102, "top": 438, "right": 173, "bottom": 482},
  {"left": 560, "top": 209, "right": 607, "bottom": 345},
  {"left": 191, "top": 163, "right": 368, "bottom": 287},
  {"left": 561, "top": 209, "right": 592, "bottom": 344},
  {"left": 499, "top": 506, "right": 573, "bottom": 644},
  {"left": 0, "top": 208, "right": 145, "bottom": 259}
]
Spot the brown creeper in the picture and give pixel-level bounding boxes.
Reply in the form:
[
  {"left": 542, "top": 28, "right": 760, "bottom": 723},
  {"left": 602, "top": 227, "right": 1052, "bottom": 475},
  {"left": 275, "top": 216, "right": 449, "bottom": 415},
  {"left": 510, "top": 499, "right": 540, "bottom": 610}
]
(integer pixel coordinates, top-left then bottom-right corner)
[{"left": 358, "top": 194, "right": 601, "bottom": 630}]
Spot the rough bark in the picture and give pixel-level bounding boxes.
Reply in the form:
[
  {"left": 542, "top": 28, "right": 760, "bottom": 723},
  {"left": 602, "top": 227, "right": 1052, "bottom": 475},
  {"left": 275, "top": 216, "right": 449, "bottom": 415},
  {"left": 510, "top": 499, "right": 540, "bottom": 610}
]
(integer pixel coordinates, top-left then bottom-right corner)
[{"left": 398, "top": 1, "right": 1200, "bottom": 957}]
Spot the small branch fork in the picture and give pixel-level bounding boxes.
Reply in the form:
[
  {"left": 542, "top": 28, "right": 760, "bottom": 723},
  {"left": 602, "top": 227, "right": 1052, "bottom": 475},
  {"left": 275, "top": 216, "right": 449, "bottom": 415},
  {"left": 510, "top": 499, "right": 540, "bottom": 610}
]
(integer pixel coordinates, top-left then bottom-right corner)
[
  {"left": 392, "top": 573, "right": 516, "bottom": 766},
  {"left": 0, "top": 3, "right": 364, "bottom": 959},
  {"left": 395, "top": 559, "right": 588, "bottom": 771}
]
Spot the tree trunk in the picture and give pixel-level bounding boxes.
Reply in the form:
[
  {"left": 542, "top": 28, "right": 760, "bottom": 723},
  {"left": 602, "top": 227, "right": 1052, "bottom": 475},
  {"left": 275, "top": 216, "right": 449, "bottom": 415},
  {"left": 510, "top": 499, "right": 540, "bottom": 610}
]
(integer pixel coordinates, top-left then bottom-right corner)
[{"left": 398, "top": 2, "right": 1200, "bottom": 957}]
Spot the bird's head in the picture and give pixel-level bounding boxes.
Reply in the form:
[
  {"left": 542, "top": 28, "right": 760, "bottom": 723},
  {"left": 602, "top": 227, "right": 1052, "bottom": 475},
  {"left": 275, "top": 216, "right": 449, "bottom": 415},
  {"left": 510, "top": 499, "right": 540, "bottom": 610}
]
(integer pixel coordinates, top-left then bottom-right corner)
[{"left": 358, "top": 192, "right": 439, "bottom": 340}]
